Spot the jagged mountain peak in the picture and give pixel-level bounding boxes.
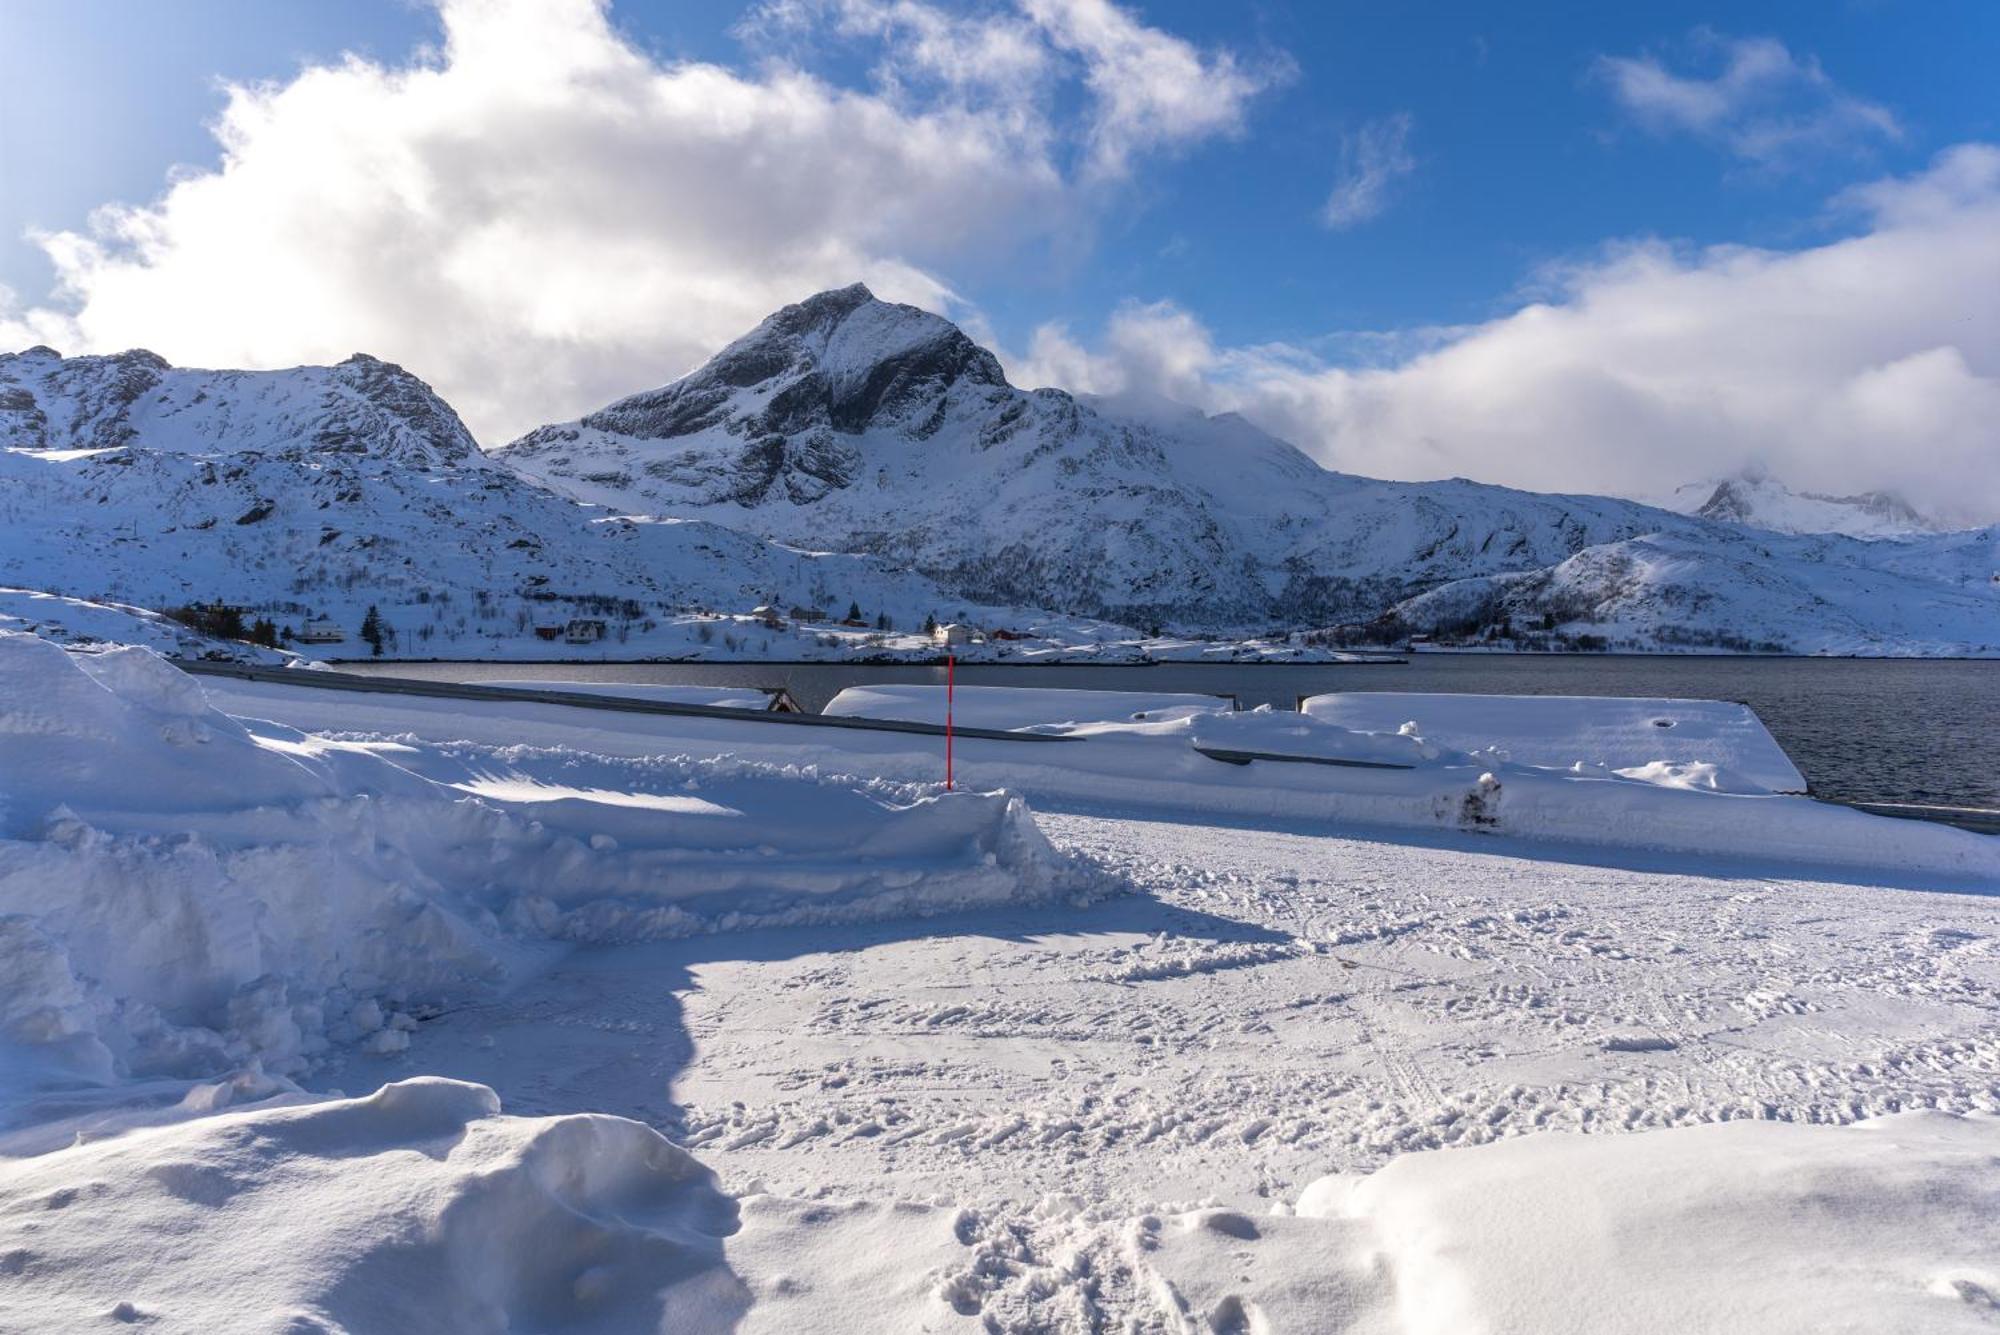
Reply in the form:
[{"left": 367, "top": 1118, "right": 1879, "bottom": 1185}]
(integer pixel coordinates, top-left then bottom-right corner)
[
  {"left": 1671, "top": 469, "right": 1951, "bottom": 538},
  {"left": 565, "top": 285, "right": 1010, "bottom": 446}
]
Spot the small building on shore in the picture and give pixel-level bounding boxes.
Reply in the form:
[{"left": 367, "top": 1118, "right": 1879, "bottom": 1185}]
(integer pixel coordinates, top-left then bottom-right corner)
[
  {"left": 932, "top": 622, "right": 973, "bottom": 647},
  {"left": 564, "top": 618, "right": 608, "bottom": 644},
  {"left": 298, "top": 617, "right": 345, "bottom": 644}
]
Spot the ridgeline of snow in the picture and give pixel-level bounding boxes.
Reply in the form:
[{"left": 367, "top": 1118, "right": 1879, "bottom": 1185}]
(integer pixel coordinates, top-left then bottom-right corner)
[
  {"left": 497, "top": 285, "right": 2000, "bottom": 653},
  {"left": 0, "top": 633, "right": 1092, "bottom": 1094},
  {"left": 1670, "top": 468, "right": 1963, "bottom": 539}
]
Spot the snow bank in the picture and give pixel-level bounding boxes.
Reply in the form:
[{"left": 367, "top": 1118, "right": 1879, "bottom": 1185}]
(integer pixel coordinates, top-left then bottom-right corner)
[
  {"left": 1329, "top": 1110, "right": 2000, "bottom": 1334},
  {"left": 0, "top": 1078, "right": 754, "bottom": 1332},
  {"left": 201, "top": 674, "right": 2000, "bottom": 882},
  {"left": 457, "top": 678, "right": 782, "bottom": 710},
  {"left": 1138, "top": 1111, "right": 2000, "bottom": 1335},
  {"left": 1302, "top": 691, "right": 1808, "bottom": 793},
  {"left": 824, "top": 682, "right": 1235, "bottom": 730},
  {"left": 0, "top": 633, "right": 1091, "bottom": 1092},
  {"left": 0, "top": 586, "right": 288, "bottom": 665}
]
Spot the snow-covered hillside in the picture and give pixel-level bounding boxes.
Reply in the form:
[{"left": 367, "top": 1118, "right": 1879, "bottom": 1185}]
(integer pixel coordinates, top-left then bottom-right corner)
[
  {"left": 0, "top": 345, "right": 482, "bottom": 469},
  {"left": 0, "top": 345, "right": 1104, "bottom": 659},
  {"left": 1381, "top": 525, "right": 2000, "bottom": 656},
  {"left": 1669, "top": 469, "right": 1960, "bottom": 539},
  {"left": 498, "top": 286, "right": 1999, "bottom": 653}
]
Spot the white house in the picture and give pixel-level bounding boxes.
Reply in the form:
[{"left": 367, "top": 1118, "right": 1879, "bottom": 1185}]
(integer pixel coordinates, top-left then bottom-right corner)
[
  {"left": 932, "top": 622, "right": 973, "bottom": 647},
  {"left": 564, "top": 618, "right": 608, "bottom": 644},
  {"left": 298, "top": 617, "right": 345, "bottom": 644}
]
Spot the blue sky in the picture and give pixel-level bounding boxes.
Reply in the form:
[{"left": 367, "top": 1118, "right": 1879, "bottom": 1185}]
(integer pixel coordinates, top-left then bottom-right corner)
[{"left": 2, "top": 0, "right": 1996, "bottom": 512}]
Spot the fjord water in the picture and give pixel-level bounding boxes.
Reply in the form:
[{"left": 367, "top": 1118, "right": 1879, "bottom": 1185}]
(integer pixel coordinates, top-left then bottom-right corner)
[{"left": 359, "top": 657, "right": 2000, "bottom": 811}]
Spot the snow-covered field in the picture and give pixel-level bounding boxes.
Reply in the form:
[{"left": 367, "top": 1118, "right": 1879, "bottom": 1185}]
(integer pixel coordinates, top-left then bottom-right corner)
[{"left": 3, "top": 636, "right": 1998, "bottom": 1332}]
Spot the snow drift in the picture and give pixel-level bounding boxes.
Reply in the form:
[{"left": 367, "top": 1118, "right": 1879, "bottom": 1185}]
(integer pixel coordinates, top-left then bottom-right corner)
[
  {"left": 5, "top": 1077, "right": 1994, "bottom": 1334},
  {"left": 1301, "top": 691, "right": 1809, "bottom": 793},
  {"left": 1135, "top": 1111, "right": 2000, "bottom": 1334},
  {"left": 0, "top": 633, "right": 1091, "bottom": 1093},
  {"left": 0, "top": 1077, "right": 756, "bottom": 1333}
]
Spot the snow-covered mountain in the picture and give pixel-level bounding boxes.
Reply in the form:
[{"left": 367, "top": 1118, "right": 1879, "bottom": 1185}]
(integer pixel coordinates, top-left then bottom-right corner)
[
  {"left": 5, "top": 297, "right": 1994, "bottom": 658},
  {"left": 498, "top": 286, "right": 1711, "bottom": 629},
  {"left": 497, "top": 285, "right": 1997, "bottom": 652},
  {"left": 0, "top": 345, "right": 1058, "bottom": 657},
  {"left": 1668, "top": 470, "right": 1956, "bottom": 539}
]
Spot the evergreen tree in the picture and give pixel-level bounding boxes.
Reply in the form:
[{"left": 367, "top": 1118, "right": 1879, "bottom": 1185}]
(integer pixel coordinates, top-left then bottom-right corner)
[
  {"left": 359, "top": 605, "right": 385, "bottom": 656},
  {"left": 875, "top": 611, "right": 892, "bottom": 631},
  {"left": 846, "top": 600, "right": 862, "bottom": 622},
  {"left": 923, "top": 612, "right": 937, "bottom": 635}
]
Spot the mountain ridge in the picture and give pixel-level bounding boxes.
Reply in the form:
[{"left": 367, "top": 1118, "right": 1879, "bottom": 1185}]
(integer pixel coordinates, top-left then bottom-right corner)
[{"left": 4, "top": 289, "right": 1995, "bottom": 657}]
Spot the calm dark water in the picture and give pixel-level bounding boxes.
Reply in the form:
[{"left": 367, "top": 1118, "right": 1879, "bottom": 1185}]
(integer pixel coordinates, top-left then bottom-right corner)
[{"left": 353, "top": 656, "right": 2000, "bottom": 811}]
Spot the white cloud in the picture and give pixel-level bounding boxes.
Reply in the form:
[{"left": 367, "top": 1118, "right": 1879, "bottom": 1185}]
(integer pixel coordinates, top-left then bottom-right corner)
[
  {"left": 1595, "top": 30, "right": 1901, "bottom": 168},
  {"left": 1021, "top": 0, "right": 1288, "bottom": 177},
  {"left": 1009, "top": 146, "right": 2000, "bottom": 522},
  {"left": 0, "top": 0, "right": 1274, "bottom": 443},
  {"left": 1321, "top": 113, "right": 1416, "bottom": 228}
]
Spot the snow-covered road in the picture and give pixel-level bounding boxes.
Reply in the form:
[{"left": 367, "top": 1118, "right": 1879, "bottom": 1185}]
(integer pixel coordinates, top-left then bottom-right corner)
[{"left": 308, "top": 806, "right": 2000, "bottom": 1327}]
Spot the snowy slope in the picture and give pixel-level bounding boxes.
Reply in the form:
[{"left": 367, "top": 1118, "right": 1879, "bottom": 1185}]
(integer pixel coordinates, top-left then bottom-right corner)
[
  {"left": 0, "top": 587, "right": 291, "bottom": 663},
  {"left": 497, "top": 286, "right": 1998, "bottom": 652},
  {"left": 1383, "top": 525, "right": 2000, "bottom": 656},
  {"left": 0, "top": 345, "right": 1092, "bottom": 659},
  {"left": 1669, "top": 469, "right": 1960, "bottom": 538}
]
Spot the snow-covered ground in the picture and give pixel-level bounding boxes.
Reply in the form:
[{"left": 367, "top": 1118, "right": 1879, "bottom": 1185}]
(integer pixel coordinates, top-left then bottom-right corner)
[
  {"left": 3, "top": 641, "right": 1998, "bottom": 1332},
  {"left": 0, "top": 586, "right": 290, "bottom": 664}
]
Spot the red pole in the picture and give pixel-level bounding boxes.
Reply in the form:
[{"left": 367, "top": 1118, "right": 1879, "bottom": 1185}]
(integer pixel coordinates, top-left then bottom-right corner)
[{"left": 945, "top": 654, "right": 955, "bottom": 791}]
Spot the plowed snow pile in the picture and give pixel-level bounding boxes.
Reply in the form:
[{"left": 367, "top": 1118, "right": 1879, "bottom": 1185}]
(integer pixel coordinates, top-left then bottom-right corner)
[{"left": 0, "top": 632, "right": 1090, "bottom": 1094}]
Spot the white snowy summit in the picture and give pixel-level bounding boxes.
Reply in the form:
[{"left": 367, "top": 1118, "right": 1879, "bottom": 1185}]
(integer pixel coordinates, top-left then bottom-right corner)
[{"left": 1669, "top": 468, "right": 1956, "bottom": 539}]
